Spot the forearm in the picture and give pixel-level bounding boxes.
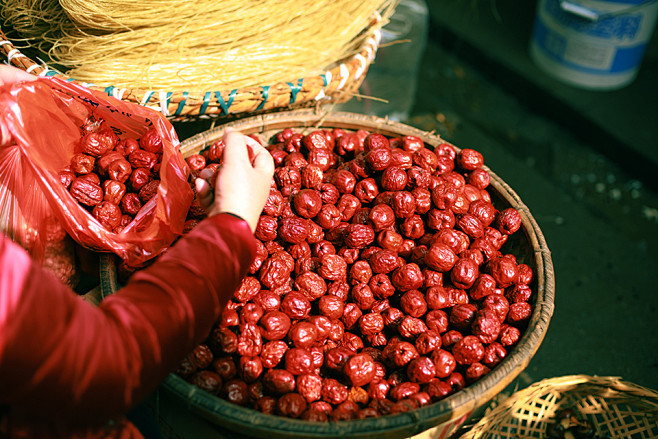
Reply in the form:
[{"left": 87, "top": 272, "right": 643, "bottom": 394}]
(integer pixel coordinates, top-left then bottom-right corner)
[{"left": 0, "top": 213, "right": 255, "bottom": 423}]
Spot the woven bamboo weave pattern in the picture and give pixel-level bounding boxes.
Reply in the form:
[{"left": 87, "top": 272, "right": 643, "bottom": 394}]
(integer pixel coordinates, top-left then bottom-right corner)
[{"left": 460, "top": 375, "right": 658, "bottom": 439}]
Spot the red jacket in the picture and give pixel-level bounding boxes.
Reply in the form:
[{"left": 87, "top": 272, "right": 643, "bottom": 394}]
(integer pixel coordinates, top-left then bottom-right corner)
[{"left": 0, "top": 214, "right": 256, "bottom": 438}]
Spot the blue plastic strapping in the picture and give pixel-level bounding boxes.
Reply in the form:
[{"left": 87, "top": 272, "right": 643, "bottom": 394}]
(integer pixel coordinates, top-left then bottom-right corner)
[
  {"left": 256, "top": 86, "right": 270, "bottom": 111},
  {"left": 199, "top": 92, "right": 212, "bottom": 115},
  {"left": 287, "top": 78, "right": 304, "bottom": 104},
  {"left": 214, "top": 89, "right": 236, "bottom": 115},
  {"left": 175, "top": 91, "right": 189, "bottom": 117},
  {"left": 141, "top": 91, "right": 155, "bottom": 106}
]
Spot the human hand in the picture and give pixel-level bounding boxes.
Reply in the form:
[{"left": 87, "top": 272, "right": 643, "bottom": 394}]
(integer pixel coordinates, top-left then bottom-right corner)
[
  {"left": 0, "top": 64, "right": 36, "bottom": 86},
  {"left": 195, "top": 129, "right": 274, "bottom": 233},
  {"left": 0, "top": 65, "right": 37, "bottom": 146}
]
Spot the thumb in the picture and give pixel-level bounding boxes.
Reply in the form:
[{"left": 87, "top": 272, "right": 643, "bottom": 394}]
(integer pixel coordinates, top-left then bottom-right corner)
[{"left": 221, "top": 130, "right": 250, "bottom": 167}]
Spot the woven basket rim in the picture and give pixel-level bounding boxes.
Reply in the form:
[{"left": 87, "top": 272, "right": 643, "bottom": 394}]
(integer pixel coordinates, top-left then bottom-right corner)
[
  {"left": 150, "top": 109, "right": 556, "bottom": 439},
  {"left": 0, "top": 15, "right": 383, "bottom": 121}
]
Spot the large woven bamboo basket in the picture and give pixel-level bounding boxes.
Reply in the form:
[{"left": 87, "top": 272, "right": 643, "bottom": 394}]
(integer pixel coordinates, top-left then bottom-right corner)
[
  {"left": 0, "top": 16, "right": 382, "bottom": 122},
  {"left": 101, "top": 109, "right": 555, "bottom": 439},
  {"left": 459, "top": 375, "right": 658, "bottom": 439}
]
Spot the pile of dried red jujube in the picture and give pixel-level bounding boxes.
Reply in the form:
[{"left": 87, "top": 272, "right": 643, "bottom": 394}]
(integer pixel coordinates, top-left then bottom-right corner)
[
  {"left": 59, "top": 123, "right": 165, "bottom": 232},
  {"left": 176, "top": 127, "right": 534, "bottom": 422}
]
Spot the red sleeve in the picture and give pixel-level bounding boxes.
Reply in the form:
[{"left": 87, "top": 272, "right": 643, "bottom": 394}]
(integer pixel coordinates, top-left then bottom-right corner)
[{"left": 0, "top": 213, "right": 255, "bottom": 424}]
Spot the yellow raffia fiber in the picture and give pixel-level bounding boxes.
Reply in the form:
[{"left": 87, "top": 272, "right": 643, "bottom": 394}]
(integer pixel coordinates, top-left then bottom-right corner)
[{"left": 2, "top": 0, "right": 396, "bottom": 92}]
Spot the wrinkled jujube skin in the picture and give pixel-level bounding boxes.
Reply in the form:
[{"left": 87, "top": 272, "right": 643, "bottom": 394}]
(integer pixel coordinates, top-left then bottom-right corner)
[
  {"left": 365, "top": 147, "right": 392, "bottom": 172},
  {"left": 449, "top": 303, "right": 478, "bottom": 332},
  {"left": 344, "top": 353, "right": 377, "bottom": 387},
  {"left": 318, "top": 294, "right": 345, "bottom": 320},
  {"left": 284, "top": 348, "right": 315, "bottom": 376},
  {"left": 397, "top": 316, "right": 428, "bottom": 340},
  {"left": 381, "top": 166, "right": 408, "bottom": 192},
  {"left": 391, "top": 263, "right": 424, "bottom": 292},
  {"left": 349, "top": 260, "right": 373, "bottom": 285},
  {"left": 482, "top": 293, "right": 510, "bottom": 323},
  {"left": 322, "top": 378, "right": 349, "bottom": 405},
  {"left": 258, "top": 311, "right": 291, "bottom": 341},
  {"left": 237, "top": 323, "right": 262, "bottom": 357},
  {"left": 391, "top": 191, "right": 417, "bottom": 219},
  {"left": 465, "top": 362, "right": 491, "bottom": 383},
  {"left": 336, "top": 194, "right": 361, "bottom": 222},
  {"left": 293, "top": 189, "right": 323, "bottom": 219},
  {"left": 424, "top": 243, "right": 457, "bottom": 273},
  {"left": 441, "top": 330, "right": 464, "bottom": 351},
  {"left": 350, "top": 284, "right": 375, "bottom": 311},
  {"left": 92, "top": 201, "right": 122, "bottom": 230},
  {"left": 452, "top": 335, "right": 485, "bottom": 366},
  {"left": 138, "top": 180, "right": 159, "bottom": 203},
  {"left": 486, "top": 256, "right": 519, "bottom": 288},
  {"left": 469, "top": 273, "right": 497, "bottom": 301},
  {"left": 81, "top": 129, "right": 117, "bottom": 157},
  {"left": 399, "top": 289, "right": 428, "bottom": 318},
  {"left": 415, "top": 330, "right": 442, "bottom": 355},
  {"left": 331, "top": 169, "right": 356, "bottom": 195},
  {"left": 221, "top": 379, "right": 250, "bottom": 406},
  {"left": 368, "top": 204, "right": 396, "bottom": 232},
  {"left": 281, "top": 291, "right": 312, "bottom": 320},
  {"left": 307, "top": 315, "right": 332, "bottom": 341},
  {"left": 179, "top": 127, "right": 535, "bottom": 422},
  {"left": 294, "top": 271, "right": 327, "bottom": 301},
  {"left": 425, "top": 309, "right": 449, "bottom": 334},
  {"left": 507, "top": 302, "right": 532, "bottom": 326},
  {"left": 191, "top": 370, "right": 223, "bottom": 395},
  {"left": 359, "top": 312, "right": 385, "bottom": 336},
  {"left": 239, "top": 355, "right": 264, "bottom": 383},
  {"left": 263, "top": 369, "right": 296, "bottom": 395},
  {"left": 212, "top": 356, "right": 238, "bottom": 382},
  {"left": 456, "top": 148, "right": 484, "bottom": 171},
  {"left": 499, "top": 324, "right": 521, "bottom": 347},
  {"left": 471, "top": 308, "right": 502, "bottom": 344},
  {"left": 430, "top": 349, "right": 457, "bottom": 379},
  {"left": 260, "top": 340, "right": 289, "bottom": 369},
  {"left": 424, "top": 379, "right": 452, "bottom": 401},
  {"left": 288, "top": 321, "right": 318, "bottom": 349},
  {"left": 389, "top": 382, "right": 420, "bottom": 402},
  {"left": 71, "top": 153, "right": 97, "bottom": 175},
  {"left": 354, "top": 178, "right": 379, "bottom": 204},
  {"left": 400, "top": 214, "right": 425, "bottom": 240},
  {"left": 450, "top": 257, "right": 479, "bottom": 289},
  {"left": 506, "top": 283, "right": 533, "bottom": 303},
  {"left": 343, "top": 224, "right": 375, "bottom": 249},
  {"left": 406, "top": 356, "right": 437, "bottom": 384},
  {"left": 285, "top": 152, "right": 308, "bottom": 169},
  {"left": 482, "top": 342, "right": 507, "bottom": 368},
  {"left": 385, "top": 341, "right": 419, "bottom": 368},
  {"left": 369, "top": 249, "right": 400, "bottom": 274},
  {"left": 496, "top": 208, "right": 522, "bottom": 235},
  {"left": 297, "top": 373, "right": 323, "bottom": 403},
  {"left": 369, "top": 273, "right": 396, "bottom": 300}
]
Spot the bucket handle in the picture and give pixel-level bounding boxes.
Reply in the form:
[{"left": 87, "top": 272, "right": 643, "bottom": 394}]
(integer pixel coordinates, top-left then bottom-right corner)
[{"left": 559, "top": 0, "right": 658, "bottom": 21}]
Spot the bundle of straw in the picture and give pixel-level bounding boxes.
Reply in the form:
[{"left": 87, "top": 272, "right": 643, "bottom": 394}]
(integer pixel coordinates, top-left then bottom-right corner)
[{"left": 2, "top": 0, "right": 396, "bottom": 92}]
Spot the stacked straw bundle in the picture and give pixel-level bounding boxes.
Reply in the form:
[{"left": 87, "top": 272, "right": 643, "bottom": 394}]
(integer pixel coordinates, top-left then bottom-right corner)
[{"left": 1, "top": 0, "right": 396, "bottom": 92}]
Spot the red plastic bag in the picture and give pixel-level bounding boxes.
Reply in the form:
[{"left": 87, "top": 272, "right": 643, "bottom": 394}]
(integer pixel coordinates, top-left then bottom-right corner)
[{"left": 0, "top": 76, "right": 194, "bottom": 266}]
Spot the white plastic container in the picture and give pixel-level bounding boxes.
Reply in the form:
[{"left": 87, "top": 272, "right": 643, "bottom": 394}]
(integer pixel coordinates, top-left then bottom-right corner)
[{"left": 530, "top": 0, "right": 658, "bottom": 90}]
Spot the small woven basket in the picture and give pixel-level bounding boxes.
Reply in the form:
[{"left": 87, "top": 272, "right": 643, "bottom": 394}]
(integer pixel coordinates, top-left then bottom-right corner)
[
  {"left": 0, "top": 16, "right": 382, "bottom": 122},
  {"left": 459, "top": 375, "right": 658, "bottom": 439},
  {"left": 97, "top": 109, "right": 554, "bottom": 439}
]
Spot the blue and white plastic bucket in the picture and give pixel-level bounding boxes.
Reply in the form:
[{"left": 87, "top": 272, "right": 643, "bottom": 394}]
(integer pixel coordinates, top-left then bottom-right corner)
[{"left": 530, "top": 0, "right": 658, "bottom": 90}]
